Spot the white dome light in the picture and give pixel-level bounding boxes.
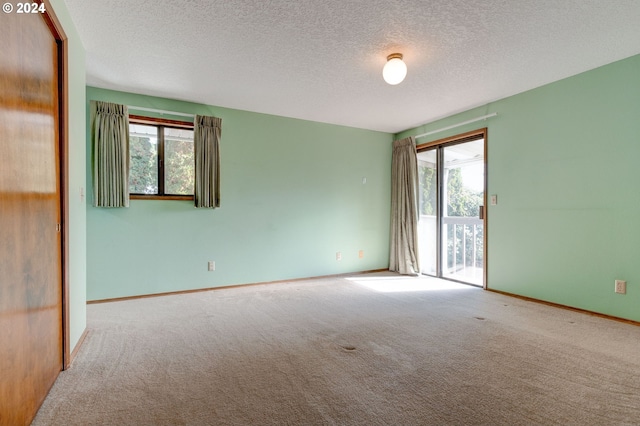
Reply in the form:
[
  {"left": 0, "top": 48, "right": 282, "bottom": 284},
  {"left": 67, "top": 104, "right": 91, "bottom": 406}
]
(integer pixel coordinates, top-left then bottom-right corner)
[{"left": 382, "top": 53, "right": 407, "bottom": 85}]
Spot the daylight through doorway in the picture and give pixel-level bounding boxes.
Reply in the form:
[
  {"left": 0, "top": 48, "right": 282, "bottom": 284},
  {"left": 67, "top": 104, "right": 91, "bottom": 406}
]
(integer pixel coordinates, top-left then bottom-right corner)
[{"left": 416, "top": 131, "right": 486, "bottom": 287}]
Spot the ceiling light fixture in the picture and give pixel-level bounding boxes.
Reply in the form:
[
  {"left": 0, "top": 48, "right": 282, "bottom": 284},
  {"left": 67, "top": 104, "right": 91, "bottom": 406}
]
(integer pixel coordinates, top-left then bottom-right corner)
[{"left": 382, "top": 53, "right": 407, "bottom": 85}]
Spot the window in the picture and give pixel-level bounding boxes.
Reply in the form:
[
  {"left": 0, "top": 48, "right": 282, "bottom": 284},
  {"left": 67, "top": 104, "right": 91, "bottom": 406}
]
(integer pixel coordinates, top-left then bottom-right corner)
[{"left": 129, "top": 116, "right": 194, "bottom": 199}]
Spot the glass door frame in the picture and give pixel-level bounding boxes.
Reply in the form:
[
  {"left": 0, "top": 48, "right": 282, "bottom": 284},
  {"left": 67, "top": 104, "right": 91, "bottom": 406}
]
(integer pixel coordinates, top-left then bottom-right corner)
[{"left": 416, "top": 128, "right": 488, "bottom": 289}]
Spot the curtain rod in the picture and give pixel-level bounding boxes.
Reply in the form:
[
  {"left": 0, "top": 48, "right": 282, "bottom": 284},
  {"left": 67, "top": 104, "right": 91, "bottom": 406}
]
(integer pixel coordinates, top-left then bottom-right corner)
[
  {"left": 127, "top": 105, "right": 195, "bottom": 118},
  {"left": 414, "top": 113, "right": 497, "bottom": 139}
]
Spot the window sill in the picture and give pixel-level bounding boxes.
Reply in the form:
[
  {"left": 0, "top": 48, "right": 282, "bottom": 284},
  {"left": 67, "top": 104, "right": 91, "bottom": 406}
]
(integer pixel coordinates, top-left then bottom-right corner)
[{"left": 130, "top": 194, "right": 194, "bottom": 201}]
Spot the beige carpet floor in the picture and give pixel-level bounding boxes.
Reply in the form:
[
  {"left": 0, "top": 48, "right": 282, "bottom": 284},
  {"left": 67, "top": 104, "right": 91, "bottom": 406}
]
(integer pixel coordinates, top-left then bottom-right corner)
[{"left": 33, "top": 272, "right": 640, "bottom": 425}]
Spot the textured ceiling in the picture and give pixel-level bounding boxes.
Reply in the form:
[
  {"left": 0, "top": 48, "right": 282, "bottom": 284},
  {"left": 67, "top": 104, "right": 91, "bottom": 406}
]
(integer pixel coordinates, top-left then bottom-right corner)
[{"left": 63, "top": 0, "right": 640, "bottom": 133}]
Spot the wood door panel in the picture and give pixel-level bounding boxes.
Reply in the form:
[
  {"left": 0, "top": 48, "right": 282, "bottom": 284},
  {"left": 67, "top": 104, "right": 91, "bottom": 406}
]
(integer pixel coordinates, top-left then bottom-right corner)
[{"left": 0, "top": 10, "right": 62, "bottom": 426}]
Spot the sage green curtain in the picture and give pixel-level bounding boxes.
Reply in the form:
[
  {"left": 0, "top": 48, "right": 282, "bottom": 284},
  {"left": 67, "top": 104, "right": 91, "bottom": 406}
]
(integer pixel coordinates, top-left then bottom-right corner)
[
  {"left": 194, "top": 115, "right": 222, "bottom": 208},
  {"left": 91, "top": 101, "right": 130, "bottom": 207},
  {"left": 389, "top": 137, "right": 420, "bottom": 275}
]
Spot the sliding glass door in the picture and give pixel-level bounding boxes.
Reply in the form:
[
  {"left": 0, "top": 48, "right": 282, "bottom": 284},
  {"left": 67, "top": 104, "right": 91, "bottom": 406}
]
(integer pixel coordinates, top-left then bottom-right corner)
[
  {"left": 417, "top": 131, "right": 486, "bottom": 286},
  {"left": 417, "top": 148, "right": 438, "bottom": 276}
]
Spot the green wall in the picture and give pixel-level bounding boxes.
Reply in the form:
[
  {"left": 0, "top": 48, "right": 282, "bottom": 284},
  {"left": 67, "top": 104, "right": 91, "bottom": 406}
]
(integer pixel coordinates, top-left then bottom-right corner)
[
  {"left": 397, "top": 54, "right": 640, "bottom": 322},
  {"left": 50, "top": 0, "right": 87, "bottom": 354},
  {"left": 86, "top": 87, "right": 393, "bottom": 300}
]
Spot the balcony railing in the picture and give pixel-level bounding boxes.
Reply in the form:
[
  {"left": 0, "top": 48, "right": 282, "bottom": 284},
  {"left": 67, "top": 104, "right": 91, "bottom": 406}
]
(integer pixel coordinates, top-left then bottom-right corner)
[
  {"left": 443, "top": 216, "right": 483, "bottom": 284},
  {"left": 419, "top": 215, "right": 484, "bottom": 285}
]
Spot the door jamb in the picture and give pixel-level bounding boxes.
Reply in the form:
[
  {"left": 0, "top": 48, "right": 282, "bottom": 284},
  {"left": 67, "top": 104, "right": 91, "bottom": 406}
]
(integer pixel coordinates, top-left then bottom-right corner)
[{"left": 40, "top": 0, "right": 71, "bottom": 369}]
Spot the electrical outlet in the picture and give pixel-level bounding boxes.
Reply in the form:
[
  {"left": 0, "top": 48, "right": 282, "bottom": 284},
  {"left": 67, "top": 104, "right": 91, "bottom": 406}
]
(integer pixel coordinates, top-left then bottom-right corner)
[
  {"left": 336, "top": 252, "right": 342, "bottom": 261},
  {"left": 208, "top": 261, "right": 215, "bottom": 271},
  {"left": 358, "top": 250, "right": 364, "bottom": 259},
  {"left": 614, "top": 280, "right": 626, "bottom": 294}
]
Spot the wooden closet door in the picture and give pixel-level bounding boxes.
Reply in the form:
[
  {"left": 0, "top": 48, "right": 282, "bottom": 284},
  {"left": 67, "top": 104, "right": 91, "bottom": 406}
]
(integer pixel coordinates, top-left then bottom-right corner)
[{"left": 0, "top": 9, "right": 63, "bottom": 426}]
